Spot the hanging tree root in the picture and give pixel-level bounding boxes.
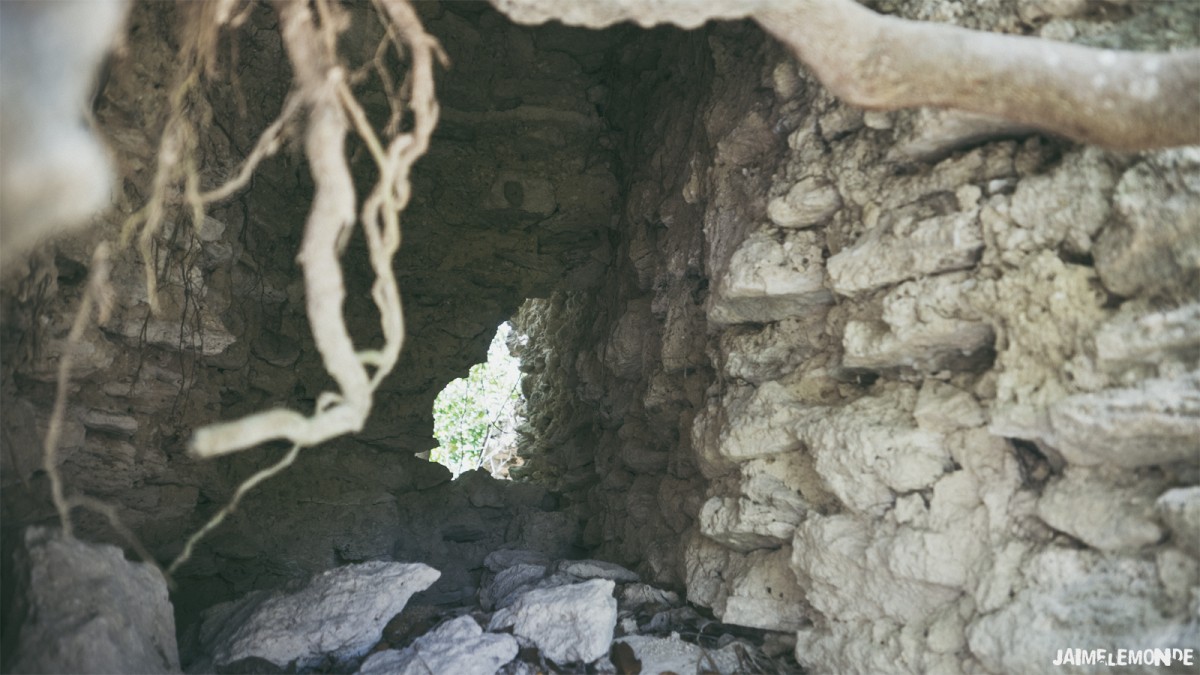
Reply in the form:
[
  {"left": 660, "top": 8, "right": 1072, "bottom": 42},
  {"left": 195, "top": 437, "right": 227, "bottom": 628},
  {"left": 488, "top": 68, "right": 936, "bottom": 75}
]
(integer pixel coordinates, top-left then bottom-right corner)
[
  {"left": 188, "top": 0, "right": 444, "bottom": 459},
  {"left": 754, "top": 0, "right": 1200, "bottom": 152},
  {"left": 169, "top": 0, "right": 444, "bottom": 572}
]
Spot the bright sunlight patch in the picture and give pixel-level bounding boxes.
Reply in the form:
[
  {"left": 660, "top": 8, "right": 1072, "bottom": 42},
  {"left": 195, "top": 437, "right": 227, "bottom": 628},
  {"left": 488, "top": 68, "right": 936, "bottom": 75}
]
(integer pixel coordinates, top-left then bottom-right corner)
[{"left": 430, "top": 322, "right": 523, "bottom": 478}]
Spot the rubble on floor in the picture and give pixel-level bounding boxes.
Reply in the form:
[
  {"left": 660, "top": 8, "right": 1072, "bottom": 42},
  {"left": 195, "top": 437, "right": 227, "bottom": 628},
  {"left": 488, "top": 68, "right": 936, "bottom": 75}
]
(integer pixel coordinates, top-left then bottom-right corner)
[{"left": 175, "top": 547, "right": 801, "bottom": 674}]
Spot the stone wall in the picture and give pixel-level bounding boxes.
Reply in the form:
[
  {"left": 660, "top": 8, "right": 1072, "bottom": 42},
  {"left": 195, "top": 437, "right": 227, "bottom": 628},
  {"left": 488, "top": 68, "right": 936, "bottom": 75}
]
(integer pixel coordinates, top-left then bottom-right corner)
[
  {"left": 505, "top": 1, "right": 1200, "bottom": 672},
  {"left": 1, "top": 0, "right": 1198, "bottom": 672}
]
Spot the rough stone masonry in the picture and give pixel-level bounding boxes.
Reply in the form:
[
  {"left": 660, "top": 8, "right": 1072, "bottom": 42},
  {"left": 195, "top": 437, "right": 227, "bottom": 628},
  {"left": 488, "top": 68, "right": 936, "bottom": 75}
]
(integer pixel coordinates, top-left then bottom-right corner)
[{"left": 1, "top": 0, "right": 1197, "bottom": 673}]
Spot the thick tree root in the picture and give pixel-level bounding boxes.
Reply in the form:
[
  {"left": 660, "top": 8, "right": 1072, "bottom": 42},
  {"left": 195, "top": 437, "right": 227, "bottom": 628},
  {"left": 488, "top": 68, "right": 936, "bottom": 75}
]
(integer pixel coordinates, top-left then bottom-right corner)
[{"left": 756, "top": 0, "right": 1200, "bottom": 151}]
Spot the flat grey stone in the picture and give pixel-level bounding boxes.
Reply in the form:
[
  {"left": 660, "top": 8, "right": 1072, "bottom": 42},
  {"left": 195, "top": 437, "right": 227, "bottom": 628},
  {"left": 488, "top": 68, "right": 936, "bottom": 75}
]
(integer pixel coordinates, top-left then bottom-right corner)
[
  {"left": 197, "top": 561, "right": 439, "bottom": 671},
  {"left": 9, "top": 526, "right": 180, "bottom": 674},
  {"left": 488, "top": 579, "right": 617, "bottom": 664}
]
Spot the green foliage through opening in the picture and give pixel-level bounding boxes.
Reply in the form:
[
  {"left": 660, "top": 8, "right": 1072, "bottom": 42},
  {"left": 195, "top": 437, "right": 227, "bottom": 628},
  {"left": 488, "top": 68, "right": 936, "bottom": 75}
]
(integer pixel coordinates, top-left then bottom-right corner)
[{"left": 430, "top": 322, "right": 522, "bottom": 478}]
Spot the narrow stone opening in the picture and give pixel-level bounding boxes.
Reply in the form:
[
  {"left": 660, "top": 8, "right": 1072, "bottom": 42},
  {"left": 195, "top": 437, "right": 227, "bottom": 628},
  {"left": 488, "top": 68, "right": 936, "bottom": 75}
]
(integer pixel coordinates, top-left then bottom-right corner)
[{"left": 428, "top": 321, "right": 524, "bottom": 479}]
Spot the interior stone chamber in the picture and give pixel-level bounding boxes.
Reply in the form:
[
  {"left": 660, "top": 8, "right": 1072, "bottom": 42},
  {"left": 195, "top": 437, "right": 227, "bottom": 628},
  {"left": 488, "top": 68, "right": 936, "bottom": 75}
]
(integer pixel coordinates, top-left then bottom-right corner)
[{"left": 1, "top": 0, "right": 1197, "bottom": 672}]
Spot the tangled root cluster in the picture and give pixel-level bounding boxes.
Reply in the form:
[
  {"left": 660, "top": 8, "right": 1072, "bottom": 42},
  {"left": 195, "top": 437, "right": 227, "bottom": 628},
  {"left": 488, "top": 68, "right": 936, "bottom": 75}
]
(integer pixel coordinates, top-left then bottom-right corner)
[{"left": 46, "top": 0, "right": 444, "bottom": 580}]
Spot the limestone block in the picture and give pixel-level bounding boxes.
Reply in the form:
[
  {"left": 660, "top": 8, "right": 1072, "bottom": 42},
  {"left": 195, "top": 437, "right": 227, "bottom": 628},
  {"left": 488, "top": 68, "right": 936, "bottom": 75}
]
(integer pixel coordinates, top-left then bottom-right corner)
[
  {"left": 796, "top": 616, "right": 966, "bottom": 675},
  {"left": 505, "top": 508, "right": 581, "bottom": 559},
  {"left": 699, "top": 496, "right": 803, "bottom": 551},
  {"left": 1048, "top": 372, "right": 1200, "bottom": 468},
  {"left": 659, "top": 289, "right": 706, "bottom": 373},
  {"left": 612, "top": 635, "right": 744, "bottom": 674},
  {"left": 196, "top": 562, "right": 440, "bottom": 672},
  {"left": 1095, "top": 149, "right": 1200, "bottom": 297},
  {"left": 842, "top": 273, "right": 994, "bottom": 371},
  {"left": 982, "top": 252, "right": 1108, "bottom": 444},
  {"left": 1156, "top": 487, "right": 1200, "bottom": 557},
  {"left": 708, "top": 229, "right": 832, "bottom": 325},
  {"left": 887, "top": 472, "right": 990, "bottom": 589},
  {"left": 557, "top": 559, "right": 639, "bottom": 583},
  {"left": 712, "top": 381, "right": 805, "bottom": 461},
  {"left": 699, "top": 452, "right": 818, "bottom": 551},
  {"left": 1155, "top": 548, "right": 1200, "bottom": 617},
  {"left": 806, "top": 385, "right": 950, "bottom": 514},
  {"left": 481, "top": 563, "right": 548, "bottom": 611},
  {"left": 603, "top": 298, "right": 656, "bottom": 380},
  {"left": 81, "top": 408, "right": 139, "bottom": 436},
  {"left": 827, "top": 208, "right": 982, "bottom": 296},
  {"left": 719, "top": 546, "right": 808, "bottom": 631},
  {"left": 1005, "top": 147, "right": 1116, "bottom": 256},
  {"left": 683, "top": 530, "right": 735, "bottom": 613},
  {"left": 24, "top": 322, "right": 119, "bottom": 383},
  {"left": 718, "top": 312, "right": 827, "bottom": 384},
  {"left": 686, "top": 533, "right": 807, "bottom": 632},
  {"left": 914, "top": 381, "right": 986, "bottom": 433},
  {"left": 488, "top": 580, "right": 617, "bottom": 664},
  {"left": 967, "top": 549, "right": 1191, "bottom": 674},
  {"left": 619, "top": 583, "right": 681, "bottom": 611},
  {"left": 9, "top": 527, "right": 179, "bottom": 674},
  {"left": 111, "top": 305, "right": 236, "bottom": 356},
  {"left": 61, "top": 435, "right": 139, "bottom": 495},
  {"left": 715, "top": 109, "right": 776, "bottom": 168},
  {"left": 887, "top": 108, "right": 1034, "bottom": 163},
  {"left": 1095, "top": 302, "right": 1200, "bottom": 366},
  {"left": 791, "top": 515, "right": 959, "bottom": 624},
  {"left": 1037, "top": 467, "right": 1165, "bottom": 551},
  {"left": 358, "top": 616, "right": 517, "bottom": 675},
  {"left": 817, "top": 103, "right": 864, "bottom": 141},
  {"left": 617, "top": 419, "right": 671, "bottom": 473},
  {"left": 768, "top": 177, "right": 842, "bottom": 229},
  {"left": 1017, "top": 0, "right": 1089, "bottom": 21}
]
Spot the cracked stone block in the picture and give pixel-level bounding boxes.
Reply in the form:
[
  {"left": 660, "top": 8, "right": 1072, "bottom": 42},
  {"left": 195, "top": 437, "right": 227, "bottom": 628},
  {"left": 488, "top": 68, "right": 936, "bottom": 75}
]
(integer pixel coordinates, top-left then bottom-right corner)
[
  {"left": 827, "top": 209, "right": 982, "bottom": 296},
  {"left": 1048, "top": 372, "right": 1200, "bottom": 467},
  {"left": 708, "top": 229, "right": 832, "bottom": 325},
  {"left": 967, "top": 549, "right": 1189, "bottom": 675},
  {"left": 768, "top": 176, "right": 842, "bottom": 229}
]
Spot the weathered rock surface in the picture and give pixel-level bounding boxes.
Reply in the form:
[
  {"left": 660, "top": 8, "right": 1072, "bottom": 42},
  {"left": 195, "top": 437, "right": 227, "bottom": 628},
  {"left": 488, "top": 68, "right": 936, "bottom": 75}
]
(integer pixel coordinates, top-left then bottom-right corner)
[
  {"left": 193, "top": 562, "right": 440, "bottom": 672},
  {"left": 1156, "top": 487, "right": 1200, "bottom": 558},
  {"left": 1048, "top": 373, "right": 1200, "bottom": 467},
  {"left": 1036, "top": 467, "right": 1164, "bottom": 551},
  {"left": 358, "top": 616, "right": 518, "bottom": 675},
  {"left": 610, "top": 635, "right": 745, "bottom": 674},
  {"left": 7, "top": 527, "right": 180, "bottom": 675},
  {"left": 488, "top": 579, "right": 618, "bottom": 664}
]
